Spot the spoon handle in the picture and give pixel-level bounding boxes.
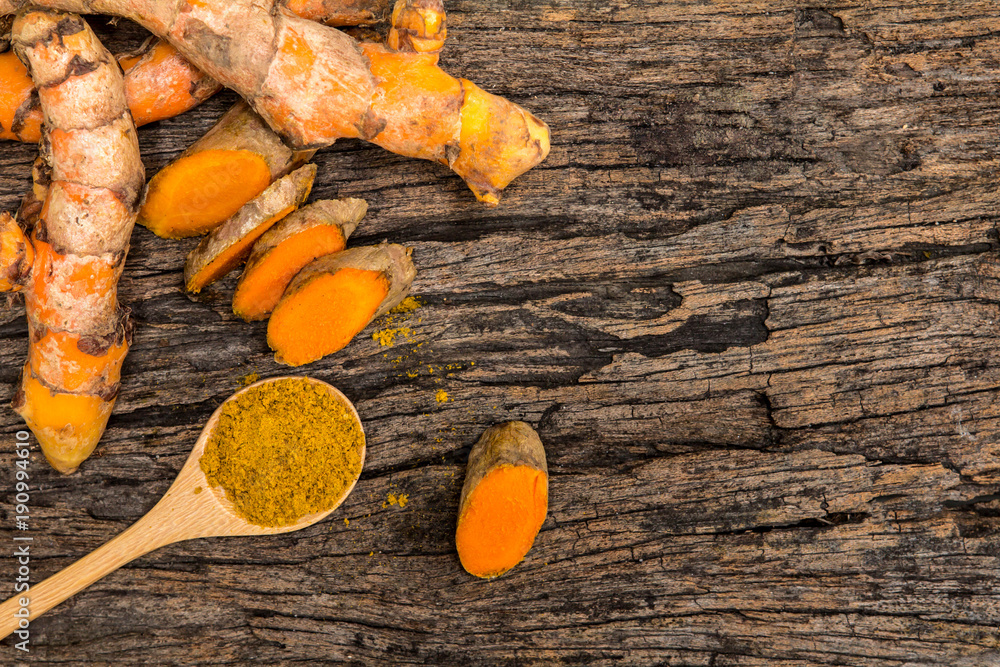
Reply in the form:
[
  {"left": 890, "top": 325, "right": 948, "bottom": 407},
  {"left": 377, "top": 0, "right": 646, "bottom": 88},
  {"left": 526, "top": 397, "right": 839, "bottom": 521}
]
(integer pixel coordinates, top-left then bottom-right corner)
[{"left": 0, "top": 506, "right": 179, "bottom": 640}]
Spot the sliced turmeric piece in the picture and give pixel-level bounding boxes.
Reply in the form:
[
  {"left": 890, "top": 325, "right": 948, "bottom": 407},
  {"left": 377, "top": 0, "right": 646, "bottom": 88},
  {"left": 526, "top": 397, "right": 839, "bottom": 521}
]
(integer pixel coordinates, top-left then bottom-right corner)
[
  {"left": 0, "top": 49, "right": 39, "bottom": 143},
  {"left": 184, "top": 164, "right": 316, "bottom": 293},
  {"left": 232, "top": 198, "right": 366, "bottom": 321},
  {"left": 13, "top": 363, "right": 115, "bottom": 475},
  {"left": 456, "top": 421, "right": 549, "bottom": 579},
  {"left": 267, "top": 243, "right": 416, "bottom": 366},
  {"left": 139, "top": 101, "right": 315, "bottom": 239}
]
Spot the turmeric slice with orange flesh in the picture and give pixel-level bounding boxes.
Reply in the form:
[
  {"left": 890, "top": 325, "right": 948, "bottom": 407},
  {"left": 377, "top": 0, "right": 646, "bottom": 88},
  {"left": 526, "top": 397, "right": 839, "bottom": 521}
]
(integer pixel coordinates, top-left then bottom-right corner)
[
  {"left": 140, "top": 101, "right": 315, "bottom": 239},
  {"left": 267, "top": 243, "right": 416, "bottom": 366},
  {"left": 456, "top": 421, "right": 548, "bottom": 579},
  {"left": 184, "top": 163, "right": 316, "bottom": 293},
  {"left": 233, "top": 198, "right": 366, "bottom": 321},
  {"left": 0, "top": 49, "right": 40, "bottom": 142}
]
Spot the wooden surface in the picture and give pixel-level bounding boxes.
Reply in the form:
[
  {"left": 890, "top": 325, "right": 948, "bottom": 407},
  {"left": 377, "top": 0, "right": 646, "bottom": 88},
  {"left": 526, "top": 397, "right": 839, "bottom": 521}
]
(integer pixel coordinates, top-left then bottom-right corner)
[{"left": 2, "top": 2, "right": 1000, "bottom": 664}]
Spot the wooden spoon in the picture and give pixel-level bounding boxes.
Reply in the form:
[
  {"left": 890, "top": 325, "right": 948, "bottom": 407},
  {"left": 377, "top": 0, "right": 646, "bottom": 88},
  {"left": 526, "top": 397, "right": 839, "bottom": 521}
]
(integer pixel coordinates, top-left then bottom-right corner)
[{"left": 0, "top": 376, "right": 364, "bottom": 640}]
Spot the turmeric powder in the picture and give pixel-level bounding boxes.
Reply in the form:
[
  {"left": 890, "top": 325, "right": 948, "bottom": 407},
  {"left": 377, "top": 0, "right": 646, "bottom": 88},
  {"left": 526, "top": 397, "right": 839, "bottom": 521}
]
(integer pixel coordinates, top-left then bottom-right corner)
[{"left": 199, "top": 377, "right": 364, "bottom": 527}]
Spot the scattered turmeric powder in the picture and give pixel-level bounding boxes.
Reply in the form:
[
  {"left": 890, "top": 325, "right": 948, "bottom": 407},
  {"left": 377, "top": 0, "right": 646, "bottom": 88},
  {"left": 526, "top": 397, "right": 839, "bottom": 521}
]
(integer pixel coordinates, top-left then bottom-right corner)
[
  {"left": 383, "top": 491, "right": 410, "bottom": 508},
  {"left": 199, "top": 377, "right": 365, "bottom": 527},
  {"left": 456, "top": 421, "right": 548, "bottom": 579}
]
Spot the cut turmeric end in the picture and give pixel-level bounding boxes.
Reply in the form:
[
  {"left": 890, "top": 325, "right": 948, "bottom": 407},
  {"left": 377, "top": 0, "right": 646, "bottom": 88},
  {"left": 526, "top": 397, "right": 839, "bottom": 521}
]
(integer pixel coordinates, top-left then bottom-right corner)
[
  {"left": 456, "top": 464, "right": 548, "bottom": 578},
  {"left": 268, "top": 268, "right": 389, "bottom": 366},
  {"left": 185, "top": 205, "right": 295, "bottom": 293},
  {"left": 14, "top": 365, "right": 114, "bottom": 475},
  {"left": 138, "top": 149, "right": 272, "bottom": 239},
  {"left": 233, "top": 225, "right": 348, "bottom": 321}
]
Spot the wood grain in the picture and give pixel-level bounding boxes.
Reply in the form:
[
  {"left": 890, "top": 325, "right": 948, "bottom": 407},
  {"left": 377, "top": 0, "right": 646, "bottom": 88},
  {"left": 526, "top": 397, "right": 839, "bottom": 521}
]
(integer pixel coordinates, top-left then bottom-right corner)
[{"left": 2, "top": 2, "right": 1000, "bottom": 664}]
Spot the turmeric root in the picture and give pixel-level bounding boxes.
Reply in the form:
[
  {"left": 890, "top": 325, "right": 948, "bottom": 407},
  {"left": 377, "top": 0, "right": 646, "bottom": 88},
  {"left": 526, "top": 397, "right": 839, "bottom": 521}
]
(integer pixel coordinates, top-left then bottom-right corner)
[
  {"left": 0, "top": 0, "right": 549, "bottom": 204},
  {"left": 184, "top": 164, "right": 316, "bottom": 293},
  {"left": 0, "top": 38, "right": 219, "bottom": 143},
  {"left": 267, "top": 243, "right": 416, "bottom": 366},
  {"left": 10, "top": 8, "right": 144, "bottom": 474},
  {"left": 140, "top": 101, "right": 314, "bottom": 239},
  {"left": 117, "top": 37, "right": 221, "bottom": 128},
  {"left": 0, "top": 0, "right": 400, "bottom": 144},
  {"left": 232, "top": 198, "right": 365, "bottom": 321},
  {"left": 455, "top": 421, "right": 548, "bottom": 579}
]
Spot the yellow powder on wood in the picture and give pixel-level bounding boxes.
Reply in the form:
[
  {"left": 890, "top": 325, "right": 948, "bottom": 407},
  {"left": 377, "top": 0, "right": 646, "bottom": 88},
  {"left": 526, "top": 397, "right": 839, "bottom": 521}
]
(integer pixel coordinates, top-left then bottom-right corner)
[{"left": 199, "top": 378, "right": 364, "bottom": 527}]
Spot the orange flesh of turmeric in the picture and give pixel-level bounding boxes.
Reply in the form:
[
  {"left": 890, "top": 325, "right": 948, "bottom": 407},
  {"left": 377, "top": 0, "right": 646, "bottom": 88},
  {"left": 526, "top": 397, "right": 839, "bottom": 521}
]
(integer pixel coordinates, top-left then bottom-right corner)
[
  {"left": 456, "top": 464, "right": 548, "bottom": 578},
  {"left": 185, "top": 205, "right": 296, "bottom": 293},
  {"left": 0, "top": 50, "right": 41, "bottom": 142},
  {"left": 232, "top": 225, "right": 348, "bottom": 321},
  {"left": 268, "top": 268, "right": 389, "bottom": 366},
  {"left": 16, "top": 364, "right": 114, "bottom": 474},
  {"left": 139, "top": 149, "right": 272, "bottom": 238}
]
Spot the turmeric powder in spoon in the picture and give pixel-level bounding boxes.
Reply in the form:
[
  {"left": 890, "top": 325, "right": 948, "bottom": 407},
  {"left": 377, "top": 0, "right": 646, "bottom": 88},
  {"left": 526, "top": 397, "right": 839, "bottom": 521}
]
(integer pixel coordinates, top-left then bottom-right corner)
[{"left": 199, "top": 377, "right": 364, "bottom": 527}]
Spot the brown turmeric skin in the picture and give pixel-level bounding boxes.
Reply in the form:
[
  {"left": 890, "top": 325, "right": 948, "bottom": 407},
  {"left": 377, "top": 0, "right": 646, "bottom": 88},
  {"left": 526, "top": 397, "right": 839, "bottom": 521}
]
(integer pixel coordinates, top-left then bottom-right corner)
[{"left": 199, "top": 377, "right": 365, "bottom": 527}]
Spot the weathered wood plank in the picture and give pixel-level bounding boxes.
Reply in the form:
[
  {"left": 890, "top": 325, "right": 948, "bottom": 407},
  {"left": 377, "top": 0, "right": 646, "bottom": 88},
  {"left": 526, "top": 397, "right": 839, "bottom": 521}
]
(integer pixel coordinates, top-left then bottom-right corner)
[{"left": 1, "top": 1, "right": 1000, "bottom": 664}]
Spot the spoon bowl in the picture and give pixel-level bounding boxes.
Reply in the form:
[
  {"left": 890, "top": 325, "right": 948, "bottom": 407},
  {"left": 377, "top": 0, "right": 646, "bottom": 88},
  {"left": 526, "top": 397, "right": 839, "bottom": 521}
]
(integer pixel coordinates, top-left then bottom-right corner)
[{"left": 0, "top": 375, "right": 364, "bottom": 639}]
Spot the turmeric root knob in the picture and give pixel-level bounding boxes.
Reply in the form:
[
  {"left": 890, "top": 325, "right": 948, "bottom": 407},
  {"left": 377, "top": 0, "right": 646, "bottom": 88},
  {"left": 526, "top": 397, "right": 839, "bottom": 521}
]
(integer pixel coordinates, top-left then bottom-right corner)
[{"left": 456, "top": 421, "right": 548, "bottom": 579}]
